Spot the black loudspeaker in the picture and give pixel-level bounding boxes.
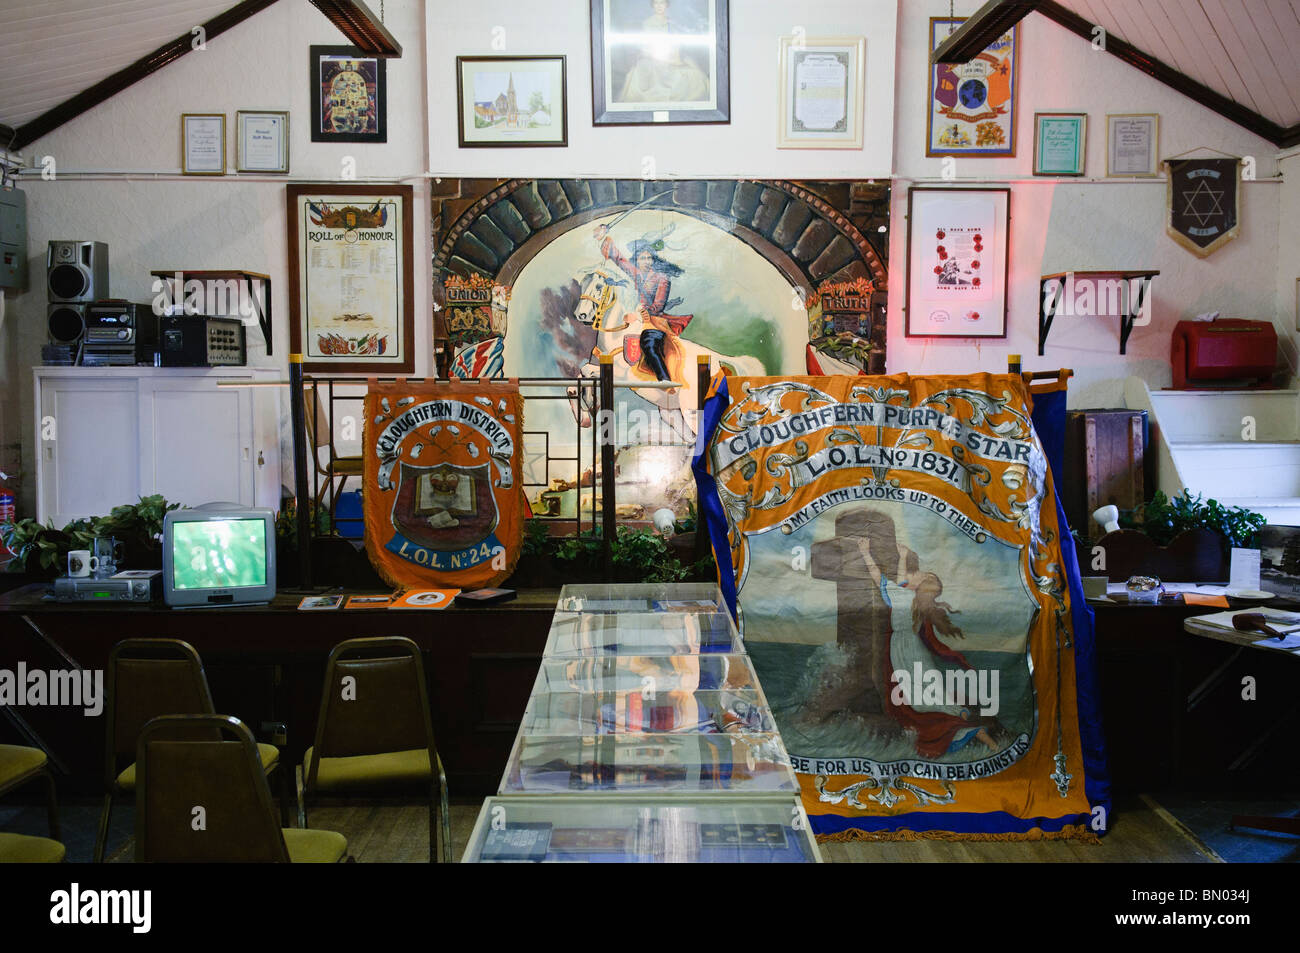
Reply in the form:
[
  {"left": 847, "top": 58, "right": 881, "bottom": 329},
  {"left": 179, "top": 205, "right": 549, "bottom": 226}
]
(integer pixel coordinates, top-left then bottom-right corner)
[
  {"left": 47, "top": 302, "right": 86, "bottom": 344},
  {"left": 46, "top": 240, "right": 108, "bottom": 302}
]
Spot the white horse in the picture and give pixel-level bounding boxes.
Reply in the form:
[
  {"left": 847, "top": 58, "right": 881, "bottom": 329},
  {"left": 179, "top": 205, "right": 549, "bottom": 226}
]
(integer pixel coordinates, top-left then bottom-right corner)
[{"left": 567, "top": 263, "right": 763, "bottom": 441}]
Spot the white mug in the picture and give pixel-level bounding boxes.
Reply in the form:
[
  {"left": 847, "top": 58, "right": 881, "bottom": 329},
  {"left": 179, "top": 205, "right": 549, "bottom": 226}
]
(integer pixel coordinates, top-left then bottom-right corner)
[{"left": 68, "top": 550, "right": 97, "bottom": 578}]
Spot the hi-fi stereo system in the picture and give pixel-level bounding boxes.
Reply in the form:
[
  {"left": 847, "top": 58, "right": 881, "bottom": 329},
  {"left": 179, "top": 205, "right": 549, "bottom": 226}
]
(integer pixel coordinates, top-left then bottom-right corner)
[{"left": 43, "top": 241, "right": 246, "bottom": 367}]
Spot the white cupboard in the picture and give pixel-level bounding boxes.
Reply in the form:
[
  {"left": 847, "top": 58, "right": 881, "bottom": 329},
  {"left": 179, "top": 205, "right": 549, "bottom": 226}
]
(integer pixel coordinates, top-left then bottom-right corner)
[{"left": 35, "top": 367, "right": 283, "bottom": 525}]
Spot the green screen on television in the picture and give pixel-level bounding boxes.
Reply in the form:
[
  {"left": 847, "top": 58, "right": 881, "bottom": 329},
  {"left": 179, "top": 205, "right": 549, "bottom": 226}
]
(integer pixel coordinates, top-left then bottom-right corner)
[{"left": 171, "top": 519, "right": 267, "bottom": 590}]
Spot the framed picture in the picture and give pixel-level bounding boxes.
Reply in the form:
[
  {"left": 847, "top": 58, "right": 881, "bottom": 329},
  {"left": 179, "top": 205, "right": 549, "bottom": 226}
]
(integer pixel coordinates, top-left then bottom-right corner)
[
  {"left": 181, "top": 113, "right": 225, "bottom": 175},
  {"left": 905, "top": 187, "right": 1011, "bottom": 339},
  {"left": 286, "top": 184, "right": 414, "bottom": 374},
  {"left": 236, "top": 110, "right": 289, "bottom": 173},
  {"left": 1107, "top": 113, "right": 1159, "bottom": 177},
  {"left": 310, "top": 46, "right": 386, "bottom": 143},
  {"left": 591, "top": 0, "right": 729, "bottom": 125},
  {"left": 456, "top": 55, "right": 567, "bottom": 148},
  {"left": 776, "top": 35, "right": 865, "bottom": 150},
  {"left": 926, "top": 17, "right": 1018, "bottom": 157},
  {"left": 1033, "top": 112, "right": 1086, "bottom": 176}
]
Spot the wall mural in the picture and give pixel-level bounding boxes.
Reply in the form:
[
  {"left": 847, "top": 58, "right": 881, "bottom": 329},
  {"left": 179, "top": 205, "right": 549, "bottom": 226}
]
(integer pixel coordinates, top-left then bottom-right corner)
[{"left": 432, "top": 178, "right": 890, "bottom": 518}]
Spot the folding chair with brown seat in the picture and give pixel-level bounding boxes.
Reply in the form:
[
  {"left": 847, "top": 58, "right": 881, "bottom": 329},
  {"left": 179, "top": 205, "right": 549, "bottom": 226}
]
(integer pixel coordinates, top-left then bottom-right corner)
[
  {"left": 303, "top": 381, "right": 363, "bottom": 516},
  {"left": 94, "top": 638, "right": 289, "bottom": 863},
  {"left": 135, "top": 714, "right": 347, "bottom": 863},
  {"left": 0, "top": 744, "right": 59, "bottom": 841},
  {"left": 300, "top": 637, "right": 451, "bottom": 862}
]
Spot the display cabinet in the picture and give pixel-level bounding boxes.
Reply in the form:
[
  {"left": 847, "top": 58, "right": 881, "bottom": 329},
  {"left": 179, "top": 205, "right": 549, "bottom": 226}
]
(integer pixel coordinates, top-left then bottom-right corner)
[
  {"left": 499, "top": 732, "right": 797, "bottom": 796},
  {"left": 521, "top": 688, "right": 776, "bottom": 735},
  {"left": 529, "top": 654, "right": 764, "bottom": 696},
  {"left": 464, "top": 796, "right": 822, "bottom": 863}
]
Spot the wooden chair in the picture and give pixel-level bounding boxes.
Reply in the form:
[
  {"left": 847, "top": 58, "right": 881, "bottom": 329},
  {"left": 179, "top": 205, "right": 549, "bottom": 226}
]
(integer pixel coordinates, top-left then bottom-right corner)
[
  {"left": 303, "top": 382, "right": 364, "bottom": 513},
  {"left": 94, "top": 638, "right": 289, "bottom": 863},
  {"left": 136, "top": 714, "right": 347, "bottom": 863},
  {"left": 300, "top": 637, "right": 451, "bottom": 862},
  {"left": 0, "top": 744, "right": 59, "bottom": 842}
]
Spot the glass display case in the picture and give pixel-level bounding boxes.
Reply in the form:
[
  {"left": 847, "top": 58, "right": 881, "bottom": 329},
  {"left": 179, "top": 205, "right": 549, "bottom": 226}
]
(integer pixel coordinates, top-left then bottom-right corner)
[
  {"left": 543, "top": 610, "right": 741, "bottom": 657},
  {"left": 499, "top": 731, "right": 798, "bottom": 796},
  {"left": 521, "top": 688, "right": 776, "bottom": 735},
  {"left": 530, "top": 654, "right": 764, "bottom": 696},
  {"left": 554, "top": 582, "right": 729, "bottom": 613},
  {"left": 464, "top": 796, "right": 822, "bottom": 863},
  {"left": 471, "top": 582, "right": 813, "bottom": 861}
]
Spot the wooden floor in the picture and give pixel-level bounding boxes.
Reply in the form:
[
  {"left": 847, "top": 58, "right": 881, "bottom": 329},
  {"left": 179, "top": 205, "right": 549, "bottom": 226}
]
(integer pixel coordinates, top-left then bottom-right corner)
[{"left": 299, "top": 794, "right": 1217, "bottom": 863}]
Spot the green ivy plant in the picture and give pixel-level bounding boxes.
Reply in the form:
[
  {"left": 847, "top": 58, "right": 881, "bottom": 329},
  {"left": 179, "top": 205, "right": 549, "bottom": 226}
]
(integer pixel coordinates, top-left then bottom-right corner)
[
  {"left": 1120, "top": 490, "right": 1266, "bottom": 548},
  {"left": 2, "top": 495, "right": 182, "bottom": 576}
]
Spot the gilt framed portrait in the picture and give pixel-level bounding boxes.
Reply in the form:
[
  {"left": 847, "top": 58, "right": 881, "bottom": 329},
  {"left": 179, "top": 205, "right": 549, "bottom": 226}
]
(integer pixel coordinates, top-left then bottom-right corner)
[
  {"left": 311, "top": 45, "right": 387, "bottom": 143},
  {"left": 591, "top": 0, "right": 730, "bottom": 125}
]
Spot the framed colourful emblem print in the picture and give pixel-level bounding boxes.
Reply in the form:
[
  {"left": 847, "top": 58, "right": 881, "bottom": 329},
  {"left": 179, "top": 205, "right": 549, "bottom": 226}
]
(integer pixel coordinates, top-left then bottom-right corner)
[
  {"left": 287, "top": 183, "right": 414, "bottom": 374},
  {"left": 311, "top": 45, "right": 387, "bottom": 143},
  {"left": 926, "top": 18, "right": 1018, "bottom": 157}
]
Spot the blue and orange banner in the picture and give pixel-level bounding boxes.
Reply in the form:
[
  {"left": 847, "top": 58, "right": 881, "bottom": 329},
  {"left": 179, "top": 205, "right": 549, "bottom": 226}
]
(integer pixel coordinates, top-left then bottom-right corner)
[
  {"left": 363, "top": 380, "right": 526, "bottom": 590},
  {"left": 693, "top": 373, "right": 1109, "bottom": 840}
]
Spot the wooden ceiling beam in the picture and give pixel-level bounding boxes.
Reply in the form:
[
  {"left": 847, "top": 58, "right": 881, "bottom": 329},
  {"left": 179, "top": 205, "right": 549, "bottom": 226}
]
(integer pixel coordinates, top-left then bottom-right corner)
[
  {"left": 1036, "top": 0, "right": 1288, "bottom": 147},
  {"left": 11, "top": 0, "right": 281, "bottom": 152}
]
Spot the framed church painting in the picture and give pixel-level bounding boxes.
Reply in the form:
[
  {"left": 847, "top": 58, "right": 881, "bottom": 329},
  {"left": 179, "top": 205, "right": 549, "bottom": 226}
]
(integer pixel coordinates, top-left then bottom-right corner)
[{"left": 456, "top": 55, "right": 568, "bottom": 148}]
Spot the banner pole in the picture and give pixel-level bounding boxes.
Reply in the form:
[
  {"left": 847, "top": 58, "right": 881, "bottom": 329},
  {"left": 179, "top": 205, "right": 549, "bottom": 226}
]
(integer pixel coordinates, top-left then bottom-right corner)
[
  {"left": 695, "top": 355, "right": 711, "bottom": 566},
  {"left": 599, "top": 356, "right": 616, "bottom": 580},
  {"left": 288, "top": 354, "right": 312, "bottom": 590}
]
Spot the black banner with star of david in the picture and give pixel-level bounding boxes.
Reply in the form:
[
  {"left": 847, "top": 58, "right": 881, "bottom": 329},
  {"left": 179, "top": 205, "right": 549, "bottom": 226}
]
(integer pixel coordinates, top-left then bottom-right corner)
[{"left": 1164, "top": 157, "right": 1240, "bottom": 257}]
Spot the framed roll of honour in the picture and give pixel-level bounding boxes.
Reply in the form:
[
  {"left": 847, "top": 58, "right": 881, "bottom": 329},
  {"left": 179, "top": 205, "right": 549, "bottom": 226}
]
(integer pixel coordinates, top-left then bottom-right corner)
[
  {"left": 905, "top": 187, "right": 1010, "bottom": 339},
  {"left": 287, "top": 183, "right": 414, "bottom": 374},
  {"left": 777, "top": 35, "right": 865, "bottom": 149}
]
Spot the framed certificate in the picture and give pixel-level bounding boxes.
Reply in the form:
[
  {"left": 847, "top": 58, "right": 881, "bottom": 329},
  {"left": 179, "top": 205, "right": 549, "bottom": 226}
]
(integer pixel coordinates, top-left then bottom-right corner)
[
  {"left": 905, "top": 187, "right": 1011, "bottom": 339},
  {"left": 236, "top": 110, "right": 289, "bottom": 173},
  {"left": 1033, "top": 112, "right": 1085, "bottom": 176},
  {"left": 1107, "top": 113, "right": 1159, "bottom": 177},
  {"left": 181, "top": 113, "right": 225, "bottom": 175},
  {"left": 286, "top": 184, "right": 415, "bottom": 374},
  {"left": 777, "top": 35, "right": 865, "bottom": 149}
]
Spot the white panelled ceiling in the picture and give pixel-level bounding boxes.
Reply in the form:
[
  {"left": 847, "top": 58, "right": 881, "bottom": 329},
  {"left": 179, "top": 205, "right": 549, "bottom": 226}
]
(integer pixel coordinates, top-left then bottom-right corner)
[
  {"left": 1061, "top": 0, "right": 1300, "bottom": 130},
  {"left": 0, "top": 0, "right": 239, "bottom": 131}
]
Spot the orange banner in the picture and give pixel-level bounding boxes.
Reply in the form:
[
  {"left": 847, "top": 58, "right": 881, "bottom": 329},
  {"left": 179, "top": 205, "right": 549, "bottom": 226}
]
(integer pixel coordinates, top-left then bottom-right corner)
[{"left": 363, "top": 380, "right": 525, "bottom": 590}]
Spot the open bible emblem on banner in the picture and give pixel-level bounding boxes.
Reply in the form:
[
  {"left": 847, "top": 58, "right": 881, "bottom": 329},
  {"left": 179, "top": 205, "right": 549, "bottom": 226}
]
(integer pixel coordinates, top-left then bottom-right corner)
[
  {"left": 693, "top": 373, "right": 1107, "bottom": 841},
  {"left": 363, "top": 380, "right": 525, "bottom": 589},
  {"left": 1164, "top": 157, "right": 1240, "bottom": 258}
]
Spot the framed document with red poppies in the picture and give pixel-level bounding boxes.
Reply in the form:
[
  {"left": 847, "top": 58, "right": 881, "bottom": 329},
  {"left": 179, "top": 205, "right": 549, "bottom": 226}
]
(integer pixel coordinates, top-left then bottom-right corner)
[{"left": 905, "top": 187, "right": 1010, "bottom": 339}]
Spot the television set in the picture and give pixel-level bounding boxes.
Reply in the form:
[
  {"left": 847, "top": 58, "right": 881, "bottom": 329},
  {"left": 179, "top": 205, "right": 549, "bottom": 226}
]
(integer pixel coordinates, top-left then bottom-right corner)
[{"left": 162, "top": 502, "right": 276, "bottom": 607}]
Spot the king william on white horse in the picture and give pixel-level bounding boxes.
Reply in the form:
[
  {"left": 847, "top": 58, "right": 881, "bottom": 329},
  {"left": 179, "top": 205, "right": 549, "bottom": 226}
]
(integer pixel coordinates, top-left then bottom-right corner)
[{"left": 570, "top": 222, "right": 762, "bottom": 441}]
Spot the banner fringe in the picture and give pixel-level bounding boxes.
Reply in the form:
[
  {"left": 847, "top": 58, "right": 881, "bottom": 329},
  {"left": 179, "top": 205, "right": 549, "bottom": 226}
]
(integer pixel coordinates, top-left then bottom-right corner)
[{"left": 816, "top": 825, "right": 1101, "bottom": 845}]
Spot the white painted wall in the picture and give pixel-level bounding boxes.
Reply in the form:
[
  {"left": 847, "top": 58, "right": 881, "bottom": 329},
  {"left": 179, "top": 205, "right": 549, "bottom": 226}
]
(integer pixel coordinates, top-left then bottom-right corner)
[
  {"left": 1, "top": 0, "right": 430, "bottom": 512},
  {"left": 425, "top": 0, "right": 897, "bottom": 179},
  {"left": 888, "top": 4, "right": 1285, "bottom": 408},
  {"left": 1277, "top": 150, "right": 1300, "bottom": 360}
]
